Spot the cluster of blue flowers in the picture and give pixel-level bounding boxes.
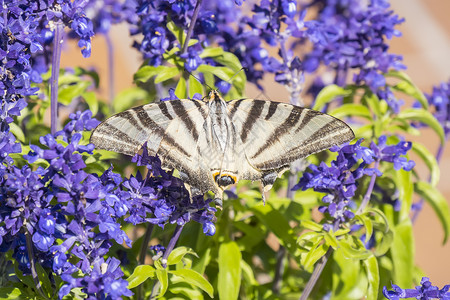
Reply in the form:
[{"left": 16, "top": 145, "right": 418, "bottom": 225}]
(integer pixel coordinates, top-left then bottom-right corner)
[
  {"left": 384, "top": 277, "right": 450, "bottom": 299},
  {"left": 1, "top": 109, "right": 217, "bottom": 298},
  {"left": 1, "top": 0, "right": 445, "bottom": 298},
  {"left": 295, "top": 136, "right": 415, "bottom": 227},
  {"left": 427, "top": 80, "right": 450, "bottom": 139}
]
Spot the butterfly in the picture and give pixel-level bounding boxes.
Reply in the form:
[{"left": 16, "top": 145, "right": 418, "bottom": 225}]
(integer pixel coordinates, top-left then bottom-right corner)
[{"left": 90, "top": 90, "right": 354, "bottom": 205}]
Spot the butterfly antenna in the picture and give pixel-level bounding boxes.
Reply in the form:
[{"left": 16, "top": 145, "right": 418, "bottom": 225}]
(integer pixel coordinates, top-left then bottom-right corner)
[
  {"left": 227, "top": 67, "right": 246, "bottom": 85},
  {"left": 255, "top": 90, "right": 272, "bottom": 101},
  {"left": 183, "top": 68, "right": 214, "bottom": 92}
]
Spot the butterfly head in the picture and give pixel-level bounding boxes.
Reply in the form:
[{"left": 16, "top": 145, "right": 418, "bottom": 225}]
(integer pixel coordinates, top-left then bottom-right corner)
[{"left": 206, "top": 90, "right": 223, "bottom": 103}]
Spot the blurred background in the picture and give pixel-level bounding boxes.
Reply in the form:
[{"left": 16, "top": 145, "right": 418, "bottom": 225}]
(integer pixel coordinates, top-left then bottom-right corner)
[{"left": 60, "top": 0, "right": 450, "bottom": 286}]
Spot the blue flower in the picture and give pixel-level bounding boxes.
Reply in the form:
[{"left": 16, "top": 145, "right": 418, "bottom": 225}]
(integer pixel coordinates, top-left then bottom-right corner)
[
  {"left": 303, "top": 0, "right": 405, "bottom": 90},
  {"left": 370, "top": 136, "right": 415, "bottom": 171},
  {"left": 294, "top": 139, "right": 375, "bottom": 224},
  {"left": 426, "top": 80, "right": 450, "bottom": 137},
  {"left": 383, "top": 277, "right": 450, "bottom": 299},
  {"left": 181, "top": 47, "right": 203, "bottom": 72}
]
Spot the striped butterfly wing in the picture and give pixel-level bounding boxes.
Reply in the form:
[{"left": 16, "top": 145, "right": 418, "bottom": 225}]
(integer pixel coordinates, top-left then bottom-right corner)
[
  {"left": 228, "top": 99, "right": 355, "bottom": 175},
  {"left": 90, "top": 99, "right": 220, "bottom": 194}
]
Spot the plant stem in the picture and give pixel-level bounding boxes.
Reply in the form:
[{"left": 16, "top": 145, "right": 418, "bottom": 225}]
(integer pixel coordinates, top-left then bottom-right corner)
[
  {"left": 139, "top": 224, "right": 155, "bottom": 265},
  {"left": 181, "top": 0, "right": 202, "bottom": 55},
  {"left": 105, "top": 33, "right": 115, "bottom": 113},
  {"left": 278, "top": 37, "right": 303, "bottom": 106},
  {"left": 357, "top": 159, "right": 380, "bottom": 214},
  {"left": 300, "top": 246, "right": 333, "bottom": 300},
  {"left": 300, "top": 220, "right": 339, "bottom": 300},
  {"left": 272, "top": 245, "right": 286, "bottom": 294},
  {"left": 25, "top": 228, "right": 48, "bottom": 299},
  {"left": 137, "top": 224, "right": 154, "bottom": 300},
  {"left": 272, "top": 172, "right": 297, "bottom": 294},
  {"left": 161, "top": 224, "right": 184, "bottom": 267},
  {"left": 50, "top": 21, "right": 64, "bottom": 135}
]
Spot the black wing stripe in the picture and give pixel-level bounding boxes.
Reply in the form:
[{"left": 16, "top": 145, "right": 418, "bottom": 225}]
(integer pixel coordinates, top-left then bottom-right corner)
[
  {"left": 229, "top": 99, "right": 244, "bottom": 119},
  {"left": 294, "top": 110, "right": 319, "bottom": 133},
  {"left": 192, "top": 99, "right": 207, "bottom": 119},
  {"left": 254, "top": 125, "right": 352, "bottom": 169},
  {"left": 265, "top": 101, "right": 278, "bottom": 120},
  {"left": 170, "top": 101, "right": 199, "bottom": 140},
  {"left": 159, "top": 101, "right": 174, "bottom": 120},
  {"left": 251, "top": 106, "right": 304, "bottom": 159},
  {"left": 119, "top": 111, "right": 145, "bottom": 132},
  {"left": 131, "top": 106, "right": 191, "bottom": 157},
  {"left": 96, "top": 122, "right": 141, "bottom": 145},
  {"left": 241, "top": 100, "right": 265, "bottom": 143}
]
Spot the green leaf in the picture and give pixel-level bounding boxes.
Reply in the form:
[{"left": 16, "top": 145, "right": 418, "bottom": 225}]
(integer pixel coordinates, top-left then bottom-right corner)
[
  {"left": 391, "top": 220, "right": 414, "bottom": 286},
  {"left": 167, "top": 247, "right": 197, "bottom": 266},
  {"left": 396, "top": 169, "right": 413, "bottom": 220},
  {"left": 339, "top": 237, "right": 371, "bottom": 260},
  {"left": 127, "top": 265, "right": 156, "bottom": 289},
  {"left": 363, "top": 255, "right": 379, "bottom": 300},
  {"left": 83, "top": 91, "right": 98, "bottom": 115},
  {"left": 0, "top": 287, "right": 23, "bottom": 299},
  {"left": 208, "top": 51, "right": 247, "bottom": 97},
  {"left": 200, "top": 47, "right": 224, "bottom": 58},
  {"left": 197, "top": 65, "right": 232, "bottom": 82},
  {"left": 212, "top": 51, "right": 243, "bottom": 72},
  {"left": 414, "top": 181, "right": 450, "bottom": 243},
  {"left": 156, "top": 269, "right": 169, "bottom": 298},
  {"left": 134, "top": 65, "right": 168, "bottom": 83},
  {"left": 112, "top": 87, "right": 149, "bottom": 113},
  {"left": 240, "top": 260, "right": 258, "bottom": 286},
  {"left": 396, "top": 108, "right": 445, "bottom": 144},
  {"left": 323, "top": 231, "right": 339, "bottom": 249},
  {"left": 364, "top": 207, "right": 390, "bottom": 233},
  {"left": 303, "top": 241, "right": 328, "bottom": 272},
  {"left": 58, "top": 73, "right": 82, "bottom": 85},
  {"left": 386, "top": 70, "right": 428, "bottom": 109},
  {"left": 35, "top": 263, "right": 52, "bottom": 297},
  {"left": 175, "top": 76, "right": 187, "bottom": 99},
  {"left": 362, "top": 92, "right": 382, "bottom": 119},
  {"left": 332, "top": 248, "right": 361, "bottom": 298},
  {"left": 250, "top": 204, "right": 297, "bottom": 253},
  {"left": 192, "top": 248, "right": 211, "bottom": 275},
  {"left": 300, "top": 220, "right": 323, "bottom": 232},
  {"left": 329, "top": 104, "right": 372, "bottom": 120},
  {"left": 218, "top": 241, "right": 241, "bottom": 300},
  {"left": 169, "top": 286, "right": 203, "bottom": 299},
  {"left": 411, "top": 142, "right": 440, "bottom": 187},
  {"left": 355, "top": 215, "right": 373, "bottom": 243},
  {"left": 166, "top": 21, "right": 186, "bottom": 45},
  {"left": 170, "top": 269, "right": 214, "bottom": 297},
  {"left": 154, "top": 66, "right": 180, "bottom": 84},
  {"left": 312, "top": 85, "right": 351, "bottom": 110},
  {"left": 9, "top": 122, "right": 25, "bottom": 143},
  {"left": 14, "top": 263, "right": 34, "bottom": 288},
  {"left": 297, "top": 231, "right": 322, "bottom": 249},
  {"left": 189, "top": 76, "right": 204, "bottom": 98},
  {"left": 373, "top": 229, "right": 394, "bottom": 257},
  {"left": 58, "top": 80, "right": 91, "bottom": 105}
]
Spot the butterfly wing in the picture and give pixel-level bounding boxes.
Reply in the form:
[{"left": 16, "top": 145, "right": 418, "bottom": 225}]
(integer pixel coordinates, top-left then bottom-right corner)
[
  {"left": 228, "top": 99, "right": 354, "bottom": 188},
  {"left": 91, "top": 99, "right": 220, "bottom": 194}
]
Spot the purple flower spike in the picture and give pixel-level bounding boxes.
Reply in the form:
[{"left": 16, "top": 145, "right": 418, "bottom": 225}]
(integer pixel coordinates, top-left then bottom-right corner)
[{"left": 383, "top": 277, "right": 450, "bottom": 299}]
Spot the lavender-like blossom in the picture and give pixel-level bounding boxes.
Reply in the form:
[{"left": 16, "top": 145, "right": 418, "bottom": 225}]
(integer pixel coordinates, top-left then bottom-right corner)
[
  {"left": 294, "top": 136, "right": 414, "bottom": 226},
  {"left": 294, "top": 139, "right": 376, "bottom": 224},
  {"left": 426, "top": 80, "right": 450, "bottom": 138},
  {"left": 303, "top": 0, "right": 405, "bottom": 90},
  {"left": 127, "top": 143, "right": 217, "bottom": 236},
  {"left": 383, "top": 277, "right": 450, "bottom": 300}
]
